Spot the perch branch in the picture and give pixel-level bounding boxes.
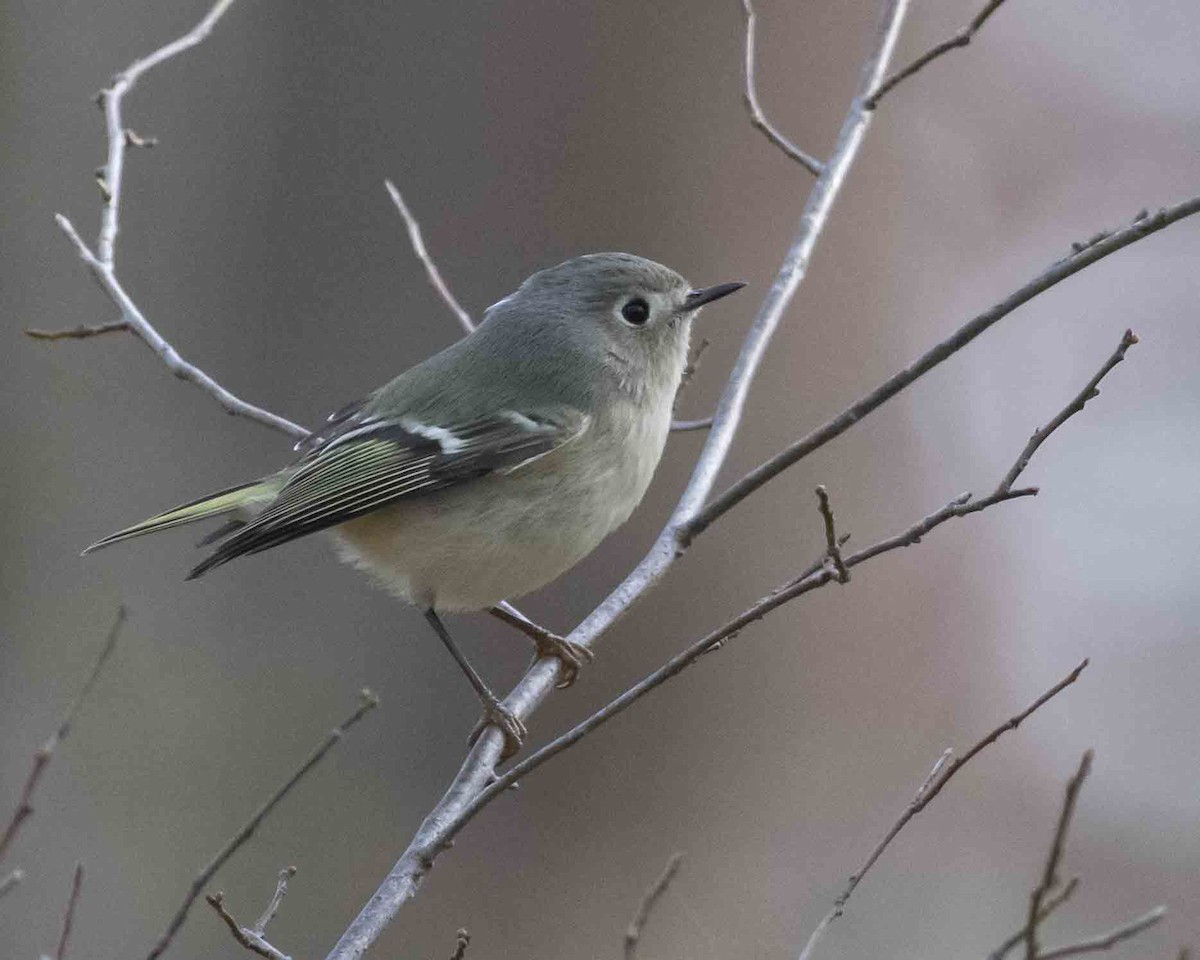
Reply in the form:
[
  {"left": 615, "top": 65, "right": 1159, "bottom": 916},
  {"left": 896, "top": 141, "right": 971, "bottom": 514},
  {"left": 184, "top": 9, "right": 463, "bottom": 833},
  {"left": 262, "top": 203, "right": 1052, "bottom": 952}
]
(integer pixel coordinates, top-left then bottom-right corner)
[
  {"left": 685, "top": 198, "right": 1200, "bottom": 543},
  {"left": 739, "top": 0, "right": 824, "bottom": 174},
  {"left": 324, "top": 4, "right": 912, "bottom": 951},
  {"left": 206, "top": 866, "right": 297, "bottom": 960},
  {"left": 797, "top": 663, "right": 1088, "bottom": 960},
  {"left": 863, "top": 0, "right": 1012, "bottom": 109},
  {"left": 52, "top": 0, "right": 308, "bottom": 440},
  {"left": 146, "top": 691, "right": 378, "bottom": 960},
  {"left": 53, "top": 862, "right": 85, "bottom": 960},
  {"left": 384, "top": 180, "right": 474, "bottom": 335},
  {"left": 624, "top": 852, "right": 685, "bottom": 960},
  {"left": 0, "top": 607, "right": 125, "bottom": 867}
]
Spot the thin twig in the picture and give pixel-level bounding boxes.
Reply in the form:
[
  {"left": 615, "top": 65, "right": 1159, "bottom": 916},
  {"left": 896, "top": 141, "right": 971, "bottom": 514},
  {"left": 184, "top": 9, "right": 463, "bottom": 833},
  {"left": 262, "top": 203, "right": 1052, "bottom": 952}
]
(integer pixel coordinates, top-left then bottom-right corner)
[
  {"left": 146, "top": 691, "right": 378, "bottom": 960},
  {"left": 55, "top": 216, "right": 308, "bottom": 439},
  {"left": 384, "top": 180, "right": 474, "bottom": 335},
  {"left": 795, "top": 662, "right": 1088, "bottom": 960},
  {"left": 449, "top": 929, "right": 471, "bottom": 960},
  {"left": 206, "top": 866, "right": 297, "bottom": 960},
  {"left": 254, "top": 866, "right": 297, "bottom": 935},
  {"left": 0, "top": 869, "right": 23, "bottom": 900},
  {"left": 685, "top": 200, "right": 1199, "bottom": 543},
  {"left": 0, "top": 607, "right": 126, "bottom": 866},
  {"left": 815, "top": 486, "right": 850, "bottom": 583},
  {"left": 864, "top": 0, "right": 1012, "bottom": 109},
  {"left": 997, "top": 331, "right": 1137, "bottom": 494},
  {"left": 25, "top": 321, "right": 129, "bottom": 341},
  {"left": 54, "top": 862, "right": 84, "bottom": 960},
  {"left": 624, "top": 853, "right": 685, "bottom": 960},
  {"left": 53, "top": 0, "right": 308, "bottom": 440},
  {"left": 1034, "top": 906, "right": 1167, "bottom": 960},
  {"left": 1026, "top": 752, "right": 1093, "bottom": 960},
  {"left": 739, "top": 0, "right": 824, "bottom": 175},
  {"left": 670, "top": 416, "right": 715, "bottom": 433},
  {"left": 95, "top": 0, "right": 239, "bottom": 265},
  {"left": 989, "top": 878, "right": 1080, "bottom": 960}
]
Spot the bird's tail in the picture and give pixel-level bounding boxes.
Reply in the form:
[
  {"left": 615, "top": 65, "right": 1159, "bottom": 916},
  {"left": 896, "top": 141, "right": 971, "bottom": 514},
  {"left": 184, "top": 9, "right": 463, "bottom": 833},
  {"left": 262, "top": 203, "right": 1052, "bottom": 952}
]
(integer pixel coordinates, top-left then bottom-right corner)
[{"left": 82, "top": 479, "right": 279, "bottom": 555}]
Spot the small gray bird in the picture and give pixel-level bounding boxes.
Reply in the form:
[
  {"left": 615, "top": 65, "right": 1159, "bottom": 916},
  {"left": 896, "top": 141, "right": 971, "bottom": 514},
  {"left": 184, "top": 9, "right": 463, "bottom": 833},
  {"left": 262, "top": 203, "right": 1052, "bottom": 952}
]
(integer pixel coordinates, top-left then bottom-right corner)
[{"left": 85, "top": 253, "right": 744, "bottom": 754}]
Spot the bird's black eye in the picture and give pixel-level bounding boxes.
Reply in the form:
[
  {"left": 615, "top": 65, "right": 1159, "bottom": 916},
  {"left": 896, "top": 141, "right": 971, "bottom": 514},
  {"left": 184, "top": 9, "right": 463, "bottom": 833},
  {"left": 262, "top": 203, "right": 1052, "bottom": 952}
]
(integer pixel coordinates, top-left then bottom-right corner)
[{"left": 620, "top": 298, "right": 651, "bottom": 326}]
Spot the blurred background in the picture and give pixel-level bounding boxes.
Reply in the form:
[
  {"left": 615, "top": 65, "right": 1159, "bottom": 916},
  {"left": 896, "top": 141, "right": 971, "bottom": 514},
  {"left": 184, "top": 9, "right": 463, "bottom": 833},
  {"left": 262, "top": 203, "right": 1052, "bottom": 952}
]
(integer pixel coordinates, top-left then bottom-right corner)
[{"left": 2, "top": 0, "right": 1198, "bottom": 957}]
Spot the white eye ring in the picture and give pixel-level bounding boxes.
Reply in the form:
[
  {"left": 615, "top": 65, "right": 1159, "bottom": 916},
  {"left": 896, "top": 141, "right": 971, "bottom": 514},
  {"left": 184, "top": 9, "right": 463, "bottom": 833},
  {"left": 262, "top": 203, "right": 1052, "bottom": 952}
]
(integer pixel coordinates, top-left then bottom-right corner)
[{"left": 619, "top": 297, "right": 651, "bottom": 326}]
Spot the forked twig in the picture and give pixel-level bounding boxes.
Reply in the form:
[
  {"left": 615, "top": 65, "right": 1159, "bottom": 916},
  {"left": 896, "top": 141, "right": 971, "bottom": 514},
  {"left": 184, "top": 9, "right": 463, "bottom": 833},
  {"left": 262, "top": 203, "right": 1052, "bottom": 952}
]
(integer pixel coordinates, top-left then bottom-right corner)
[
  {"left": 145, "top": 692, "right": 378, "bottom": 960},
  {"left": 864, "top": 0, "right": 1013, "bottom": 108},
  {"left": 795, "top": 663, "right": 1088, "bottom": 960},
  {"left": 207, "top": 866, "right": 298, "bottom": 960},
  {"left": 52, "top": 0, "right": 308, "bottom": 440}
]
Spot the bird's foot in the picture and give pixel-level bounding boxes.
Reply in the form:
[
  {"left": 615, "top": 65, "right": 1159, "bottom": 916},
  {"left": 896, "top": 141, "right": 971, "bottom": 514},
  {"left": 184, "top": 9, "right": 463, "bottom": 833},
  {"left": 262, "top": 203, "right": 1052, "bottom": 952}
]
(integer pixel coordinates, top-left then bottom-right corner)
[
  {"left": 533, "top": 630, "right": 595, "bottom": 689},
  {"left": 469, "top": 697, "right": 527, "bottom": 760}
]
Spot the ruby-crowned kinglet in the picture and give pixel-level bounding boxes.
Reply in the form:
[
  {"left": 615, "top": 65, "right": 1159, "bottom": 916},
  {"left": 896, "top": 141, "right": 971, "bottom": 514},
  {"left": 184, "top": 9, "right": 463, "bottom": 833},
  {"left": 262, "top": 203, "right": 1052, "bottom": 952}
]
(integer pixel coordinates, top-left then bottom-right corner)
[{"left": 85, "top": 252, "right": 744, "bottom": 753}]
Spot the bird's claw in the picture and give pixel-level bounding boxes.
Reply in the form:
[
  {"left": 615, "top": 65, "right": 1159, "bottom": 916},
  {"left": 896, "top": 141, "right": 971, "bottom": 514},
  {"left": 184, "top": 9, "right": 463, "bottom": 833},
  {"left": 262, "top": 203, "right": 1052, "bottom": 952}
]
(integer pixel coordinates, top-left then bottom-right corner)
[
  {"left": 533, "top": 632, "right": 594, "bottom": 689},
  {"left": 469, "top": 698, "right": 527, "bottom": 760}
]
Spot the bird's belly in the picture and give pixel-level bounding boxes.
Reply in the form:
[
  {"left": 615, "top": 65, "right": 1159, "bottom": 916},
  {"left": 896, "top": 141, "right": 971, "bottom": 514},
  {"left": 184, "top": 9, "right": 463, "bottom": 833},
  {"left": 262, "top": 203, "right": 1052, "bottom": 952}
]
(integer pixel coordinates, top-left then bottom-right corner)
[{"left": 331, "top": 458, "right": 642, "bottom": 611}]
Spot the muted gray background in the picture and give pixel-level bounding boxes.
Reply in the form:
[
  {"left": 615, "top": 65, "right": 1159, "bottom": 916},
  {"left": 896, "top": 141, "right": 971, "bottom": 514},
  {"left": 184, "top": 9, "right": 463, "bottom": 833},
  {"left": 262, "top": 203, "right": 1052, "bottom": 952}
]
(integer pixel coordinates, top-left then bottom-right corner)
[{"left": 3, "top": 1, "right": 1199, "bottom": 957}]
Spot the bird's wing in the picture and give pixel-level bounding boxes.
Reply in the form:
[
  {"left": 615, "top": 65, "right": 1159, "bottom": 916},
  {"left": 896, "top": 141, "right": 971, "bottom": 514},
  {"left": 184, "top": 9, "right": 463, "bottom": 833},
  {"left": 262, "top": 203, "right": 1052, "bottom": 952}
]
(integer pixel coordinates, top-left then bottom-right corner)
[{"left": 188, "top": 407, "right": 589, "bottom": 578}]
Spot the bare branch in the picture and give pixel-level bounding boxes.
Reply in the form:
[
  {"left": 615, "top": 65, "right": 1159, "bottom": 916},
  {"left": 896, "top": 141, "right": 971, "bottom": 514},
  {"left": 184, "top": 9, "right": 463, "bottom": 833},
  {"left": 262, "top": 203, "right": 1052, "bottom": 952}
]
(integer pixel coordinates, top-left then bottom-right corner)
[
  {"left": 997, "top": 330, "right": 1137, "bottom": 494},
  {"left": 815, "top": 486, "right": 850, "bottom": 583},
  {"left": 95, "top": 0, "right": 239, "bottom": 265},
  {"left": 54, "top": 215, "right": 309, "bottom": 440},
  {"left": 989, "top": 878, "right": 1081, "bottom": 960},
  {"left": 863, "top": 0, "right": 1012, "bottom": 109},
  {"left": 146, "top": 691, "right": 378, "bottom": 960},
  {"left": 53, "top": 862, "right": 84, "bottom": 960},
  {"left": 324, "top": 5, "right": 912, "bottom": 949},
  {"left": 52, "top": 0, "right": 309, "bottom": 441},
  {"left": 1035, "top": 906, "right": 1167, "bottom": 960},
  {"left": 685, "top": 199, "right": 1200, "bottom": 542},
  {"left": 739, "top": 0, "right": 824, "bottom": 175},
  {"left": 206, "top": 866, "right": 298, "bottom": 960},
  {"left": 624, "top": 852, "right": 685, "bottom": 960},
  {"left": 796, "top": 662, "right": 1088, "bottom": 960},
  {"left": 0, "top": 607, "right": 125, "bottom": 867},
  {"left": 1025, "top": 751, "right": 1093, "bottom": 960},
  {"left": 25, "top": 321, "right": 129, "bottom": 341},
  {"left": 384, "top": 180, "right": 474, "bottom": 335}
]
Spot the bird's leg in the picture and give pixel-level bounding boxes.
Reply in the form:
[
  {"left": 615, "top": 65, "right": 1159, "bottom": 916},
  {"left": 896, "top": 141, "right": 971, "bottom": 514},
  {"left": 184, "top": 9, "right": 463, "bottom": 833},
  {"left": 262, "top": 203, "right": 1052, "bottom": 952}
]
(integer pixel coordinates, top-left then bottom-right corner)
[
  {"left": 423, "top": 608, "right": 526, "bottom": 759},
  {"left": 489, "top": 601, "right": 594, "bottom": 689}
]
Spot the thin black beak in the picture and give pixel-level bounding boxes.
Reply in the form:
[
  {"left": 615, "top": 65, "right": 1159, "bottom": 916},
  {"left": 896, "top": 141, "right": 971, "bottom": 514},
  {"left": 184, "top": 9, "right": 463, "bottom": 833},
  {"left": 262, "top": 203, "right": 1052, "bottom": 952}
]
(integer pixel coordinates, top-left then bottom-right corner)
[{"left": 683, "top": 281, "right": 746, "bottom": 312}]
